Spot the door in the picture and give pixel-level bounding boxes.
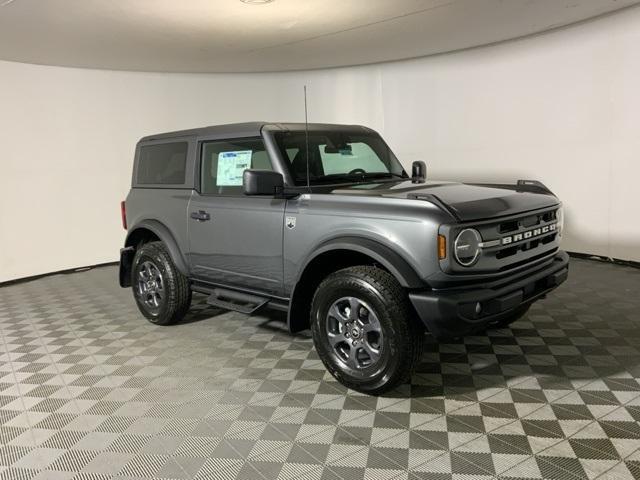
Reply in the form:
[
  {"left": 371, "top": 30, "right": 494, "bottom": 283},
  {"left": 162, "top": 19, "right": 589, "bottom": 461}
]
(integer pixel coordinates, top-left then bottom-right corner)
[{"left": 188, "top": 137, "right": 286, "bottom": 295}]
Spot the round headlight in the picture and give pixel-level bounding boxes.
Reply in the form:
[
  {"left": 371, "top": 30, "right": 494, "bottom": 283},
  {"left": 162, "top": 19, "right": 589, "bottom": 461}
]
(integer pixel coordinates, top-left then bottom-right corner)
[{"left": 454, "top": 228, "right": 482, "bottom": 266}]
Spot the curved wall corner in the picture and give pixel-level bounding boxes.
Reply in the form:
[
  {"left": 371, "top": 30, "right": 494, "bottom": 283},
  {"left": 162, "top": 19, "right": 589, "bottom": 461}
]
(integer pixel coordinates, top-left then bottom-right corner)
[
  {"left": 1, "top": 6, "right": 639, "bottom": 282},
  {"left": 377, "top": 6, "right": 640, "bottom": 264}
]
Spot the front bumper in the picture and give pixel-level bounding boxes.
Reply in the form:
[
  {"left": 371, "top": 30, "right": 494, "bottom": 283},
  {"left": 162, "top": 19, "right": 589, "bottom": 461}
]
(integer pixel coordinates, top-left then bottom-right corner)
[{"left": 409, "top": 251, "right": 569, "bottom": 338}]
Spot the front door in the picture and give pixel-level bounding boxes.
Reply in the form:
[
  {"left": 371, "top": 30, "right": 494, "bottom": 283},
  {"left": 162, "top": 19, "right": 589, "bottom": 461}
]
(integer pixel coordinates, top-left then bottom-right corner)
[{"left": 188, "top": 137, "right": 285, "bottom": 295}]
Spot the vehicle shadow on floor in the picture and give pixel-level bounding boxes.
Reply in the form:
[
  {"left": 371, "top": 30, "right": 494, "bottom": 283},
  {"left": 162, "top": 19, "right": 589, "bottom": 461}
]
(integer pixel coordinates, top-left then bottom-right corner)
[
  {"left": 382, "top": 325, "right": 637, "bottom": 399},
  {"left": 176, "top": 294, "right": 312, "bottom": 336},
  {"left": 254, "top": 313, "right": 636, "bottom": 401},
  {"left": 175, "top": 294, "right": 638, "bottom": 400},
  {"left": 174, "top": 295, "right": 230, "bottom": 325}
]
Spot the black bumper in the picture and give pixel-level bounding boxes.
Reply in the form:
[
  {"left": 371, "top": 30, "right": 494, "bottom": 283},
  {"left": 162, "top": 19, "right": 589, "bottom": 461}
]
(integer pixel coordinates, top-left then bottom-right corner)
[{"left": 409, "top": 251, "right": 569, "bottom": 338}]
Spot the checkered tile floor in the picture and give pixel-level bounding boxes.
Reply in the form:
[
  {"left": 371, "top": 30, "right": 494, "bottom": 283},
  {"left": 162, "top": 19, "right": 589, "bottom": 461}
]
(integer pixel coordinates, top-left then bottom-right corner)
[{"left": 1, "top": 258, "right": 639, "bottom": 480}]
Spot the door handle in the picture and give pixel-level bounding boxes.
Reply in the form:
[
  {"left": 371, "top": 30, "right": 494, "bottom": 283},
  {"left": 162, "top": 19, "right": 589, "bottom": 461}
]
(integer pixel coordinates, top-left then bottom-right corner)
[{"left": 190, "top": 210, "right": 211, "bottom": 222}]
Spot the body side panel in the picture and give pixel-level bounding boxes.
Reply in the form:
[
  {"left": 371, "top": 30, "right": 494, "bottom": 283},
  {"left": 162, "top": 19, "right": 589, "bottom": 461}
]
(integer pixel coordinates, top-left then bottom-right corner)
[
  {"left": 283, "top": 193, "right": 454, "bottom": 294},
  {"left": 187, "top": 193, "right": 286, "bottom": 295},
  {"left": 124, "top": 188, "right": 192, "bottom": 274}
]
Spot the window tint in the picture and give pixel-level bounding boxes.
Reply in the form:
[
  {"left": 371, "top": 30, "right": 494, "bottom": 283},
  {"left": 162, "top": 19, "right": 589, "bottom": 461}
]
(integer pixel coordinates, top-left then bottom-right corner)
[
  {"left": 273, "top": 131, "right": 405, "bottom": 186},
  {"left": 137, "top": 142, "right": 188, "bottom": 185},
  {"left": 319, "top": 142, "right": 386, "bottom": 174},
  {"left": 201, "top": 138, "right": 272, "bottom": 195}
]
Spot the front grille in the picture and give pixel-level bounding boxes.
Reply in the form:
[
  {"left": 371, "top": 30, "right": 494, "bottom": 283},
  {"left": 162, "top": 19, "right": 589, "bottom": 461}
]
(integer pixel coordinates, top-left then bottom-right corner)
[
  {"left": 495, "top": 231, "right": 556, "bottom": 259},
  {"left": 499, "top": 209, "right": 558, "bottom": 233},
  {"left": 441, "top": 206, "right": 561, "bottom": 274},
  {"left": 497, "top": 247, "right": 558, "bottom": 271},
  {"left": 499, "top": 220, "right": 519, "bottom": 233},
  {"left": 495, "top": 211, "right": 558, "bottom": 261}
]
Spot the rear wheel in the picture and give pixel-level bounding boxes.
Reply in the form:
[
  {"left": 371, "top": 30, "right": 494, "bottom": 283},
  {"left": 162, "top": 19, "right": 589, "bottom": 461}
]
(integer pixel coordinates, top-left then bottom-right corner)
[
  {"left": 311, "top": 266, "right": 424, "bottom": 394},
  {"left": 131, "top": 241, "right": 191, "bottom": 325}
]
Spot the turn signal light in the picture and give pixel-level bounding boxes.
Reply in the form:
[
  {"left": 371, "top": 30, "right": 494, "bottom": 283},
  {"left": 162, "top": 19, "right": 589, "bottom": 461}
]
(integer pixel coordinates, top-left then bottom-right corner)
[
  {"left": 438, "top": 234, "right": 446, "bottom": 260},
  {"left": 120, "top": 201, "right": 127, "bottom": 230}
]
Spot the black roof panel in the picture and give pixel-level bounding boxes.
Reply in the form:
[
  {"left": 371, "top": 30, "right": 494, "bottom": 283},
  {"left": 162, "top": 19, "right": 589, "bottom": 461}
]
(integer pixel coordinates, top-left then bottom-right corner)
[{"left": 139, "top": 122, "right": 373, "bottom": 143}]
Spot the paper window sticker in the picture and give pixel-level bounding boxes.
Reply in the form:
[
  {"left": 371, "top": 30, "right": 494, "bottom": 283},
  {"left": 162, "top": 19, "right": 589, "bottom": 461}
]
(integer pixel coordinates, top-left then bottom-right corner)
[{"left": 216, "top": 150, "right": 252, "bottom": 186}]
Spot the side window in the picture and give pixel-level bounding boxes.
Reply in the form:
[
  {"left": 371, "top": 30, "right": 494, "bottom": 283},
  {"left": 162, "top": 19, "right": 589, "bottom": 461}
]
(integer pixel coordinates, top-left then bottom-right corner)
[
  {"left": 137, "top": 142, "right": 188, "bottom": 185},
  {"left": 200, "top": 138, "right": 273, "bottom": 195}
]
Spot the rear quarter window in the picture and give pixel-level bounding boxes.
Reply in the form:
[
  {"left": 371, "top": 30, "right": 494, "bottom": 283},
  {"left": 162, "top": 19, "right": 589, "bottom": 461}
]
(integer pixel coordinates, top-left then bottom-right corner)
[{"left": 137, "top": 142, "right": 188, "bottom": 185}]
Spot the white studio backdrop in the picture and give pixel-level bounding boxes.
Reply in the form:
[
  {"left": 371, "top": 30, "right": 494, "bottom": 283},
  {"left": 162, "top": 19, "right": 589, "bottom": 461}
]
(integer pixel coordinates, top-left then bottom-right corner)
[{"left": 1, "top": 6, "right": 638, "bottom": 282}]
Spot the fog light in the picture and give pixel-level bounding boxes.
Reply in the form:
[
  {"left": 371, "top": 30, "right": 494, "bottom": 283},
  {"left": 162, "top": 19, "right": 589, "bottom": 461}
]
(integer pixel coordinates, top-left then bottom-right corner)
[{"left": 475, "top": 302, "right": 482, "bottom": 315}]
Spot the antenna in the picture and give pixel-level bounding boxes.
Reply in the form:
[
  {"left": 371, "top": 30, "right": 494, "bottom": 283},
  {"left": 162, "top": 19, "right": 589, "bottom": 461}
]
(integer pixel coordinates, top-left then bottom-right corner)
[{"left": 304, "top": 85, "right": 310, "bottom": 191}]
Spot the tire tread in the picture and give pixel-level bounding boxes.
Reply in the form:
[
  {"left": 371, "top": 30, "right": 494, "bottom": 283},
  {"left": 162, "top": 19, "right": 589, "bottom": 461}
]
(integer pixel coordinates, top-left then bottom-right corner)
[
  {"left": 312, "top": 266, "right": 424, "bottom": 394},
  {"left": 131, "top": 241, "right": 191, "bottom": 325}
]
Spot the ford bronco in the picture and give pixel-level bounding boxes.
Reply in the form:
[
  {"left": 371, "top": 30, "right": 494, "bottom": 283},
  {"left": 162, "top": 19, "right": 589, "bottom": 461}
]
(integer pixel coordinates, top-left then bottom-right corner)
[{"left": 119, "top": 122, "right": 568, "bottom": 393}]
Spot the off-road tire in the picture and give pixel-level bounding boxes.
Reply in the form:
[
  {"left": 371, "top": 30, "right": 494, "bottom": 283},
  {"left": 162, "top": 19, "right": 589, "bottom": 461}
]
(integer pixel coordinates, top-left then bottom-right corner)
[
  {"left": 487, "top": 304, "right": 531, "bottom": 330},
  {"left": 311, "top": 266, "right": 424, "bottom": 395},
  {"left": 131, "top": 241, "right": 191, "bottom": 325}
]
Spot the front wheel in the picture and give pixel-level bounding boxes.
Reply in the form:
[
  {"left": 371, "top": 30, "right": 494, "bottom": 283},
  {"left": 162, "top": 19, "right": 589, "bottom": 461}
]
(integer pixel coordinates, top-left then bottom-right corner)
[{"left": 311, "top": 266, "right": 424, "bottom": 395}]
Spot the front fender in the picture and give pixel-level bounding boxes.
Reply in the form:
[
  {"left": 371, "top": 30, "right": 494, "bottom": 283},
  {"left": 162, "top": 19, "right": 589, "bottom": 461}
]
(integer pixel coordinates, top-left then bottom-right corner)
[
  {"left": 286, "top": 235, "right": 426, "bottom": 333},
  {"left": 298, "top": 236, "right": 424, "bottom": 289}
]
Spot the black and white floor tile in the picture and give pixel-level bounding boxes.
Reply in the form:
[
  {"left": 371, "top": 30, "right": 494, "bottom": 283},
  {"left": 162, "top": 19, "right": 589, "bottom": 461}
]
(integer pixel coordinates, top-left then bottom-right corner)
[{"left": 0, "top": 257, "right": 639, "bottom": 479}]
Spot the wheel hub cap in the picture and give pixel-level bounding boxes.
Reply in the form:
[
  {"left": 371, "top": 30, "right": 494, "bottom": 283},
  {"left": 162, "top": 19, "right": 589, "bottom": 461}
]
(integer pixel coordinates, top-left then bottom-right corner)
[
  {"left": 326, "top": 296, "right": 383, "bottom": 370},
  {"left": 136, "top": 261, "right": 164, "bottom": 311}
]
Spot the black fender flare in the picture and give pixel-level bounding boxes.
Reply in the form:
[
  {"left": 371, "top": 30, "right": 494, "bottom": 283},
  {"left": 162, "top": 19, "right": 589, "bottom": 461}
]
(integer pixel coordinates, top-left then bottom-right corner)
[
  {"left": 287, "top": 236, "right": 425, "bottom": 332},
  {"left": 299, "top": 236, "right": 424, "bottom": 288},
  {"left": 125, "top": 219, "right": 190, "bottom": 276}
]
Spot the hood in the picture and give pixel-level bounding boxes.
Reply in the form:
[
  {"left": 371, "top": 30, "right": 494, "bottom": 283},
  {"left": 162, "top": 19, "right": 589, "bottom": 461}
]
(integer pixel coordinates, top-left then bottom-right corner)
[{"left": 330, "top": 180, "right": 559, "bottom": 221}]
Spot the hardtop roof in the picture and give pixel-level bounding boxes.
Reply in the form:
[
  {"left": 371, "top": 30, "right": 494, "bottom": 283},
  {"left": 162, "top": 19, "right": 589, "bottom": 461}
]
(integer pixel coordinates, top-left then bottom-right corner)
[{"left": 138, "top": 122, "right": 374, "bottom": 143}]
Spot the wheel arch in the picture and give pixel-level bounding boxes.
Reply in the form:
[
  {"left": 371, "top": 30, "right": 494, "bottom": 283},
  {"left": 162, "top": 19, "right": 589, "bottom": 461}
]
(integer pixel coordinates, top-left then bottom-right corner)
[
  {"left": 287, "top": 236, "right": 424, "bottom": 333},
  {"left": 124, "top": 220, "right": 189, "bottom": 277}
]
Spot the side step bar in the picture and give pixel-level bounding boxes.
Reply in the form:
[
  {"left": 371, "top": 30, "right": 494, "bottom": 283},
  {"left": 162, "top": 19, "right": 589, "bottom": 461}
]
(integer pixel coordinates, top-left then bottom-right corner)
[{"left": 205, "top": 287, "right": 268, "bottom": 314}]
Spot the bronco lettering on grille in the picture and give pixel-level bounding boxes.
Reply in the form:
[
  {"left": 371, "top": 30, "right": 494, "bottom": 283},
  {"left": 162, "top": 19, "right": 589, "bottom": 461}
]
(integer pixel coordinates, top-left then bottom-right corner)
[{"left": 502, "top": 223, "right": 557, "bottom": 245}]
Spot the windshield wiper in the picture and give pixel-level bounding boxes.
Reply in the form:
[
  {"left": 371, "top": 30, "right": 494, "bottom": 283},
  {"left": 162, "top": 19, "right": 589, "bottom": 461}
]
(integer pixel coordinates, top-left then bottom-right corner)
[
  {"left": 364, "top": 172, "right": 405, "bottom": 179},
  {"left": 296, "top": 172, "right": 406, "bottom": 184}
]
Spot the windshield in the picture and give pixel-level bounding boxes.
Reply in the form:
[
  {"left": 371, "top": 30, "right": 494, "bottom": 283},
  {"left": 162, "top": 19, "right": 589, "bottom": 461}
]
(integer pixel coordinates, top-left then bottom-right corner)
[{"left": 273, "top": 130, "right": 406, "bottom": 186}]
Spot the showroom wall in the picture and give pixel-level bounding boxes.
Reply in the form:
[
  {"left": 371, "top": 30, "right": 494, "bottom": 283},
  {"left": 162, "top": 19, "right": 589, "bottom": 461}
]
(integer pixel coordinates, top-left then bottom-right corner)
[
  {"left": 1, "top": 6, "right": 638, "bottom": 282},
  {"left": 0, "top": 65, "right": 384, "bottom": 282}
]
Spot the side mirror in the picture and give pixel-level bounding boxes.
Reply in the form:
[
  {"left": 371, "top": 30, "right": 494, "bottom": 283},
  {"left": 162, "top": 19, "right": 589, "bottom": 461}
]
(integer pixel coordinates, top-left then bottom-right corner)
[
  {"left": 411, "top": 161, "right": 427, "bottom": 183},
  {"left": 243, "top": 169, "right": 284, "bottom": 196}
]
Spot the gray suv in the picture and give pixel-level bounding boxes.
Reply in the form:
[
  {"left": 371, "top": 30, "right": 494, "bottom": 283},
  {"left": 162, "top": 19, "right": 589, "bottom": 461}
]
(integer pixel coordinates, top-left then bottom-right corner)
[{"left": 119, "top": 122, "right": 568, "bottom": 394}]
